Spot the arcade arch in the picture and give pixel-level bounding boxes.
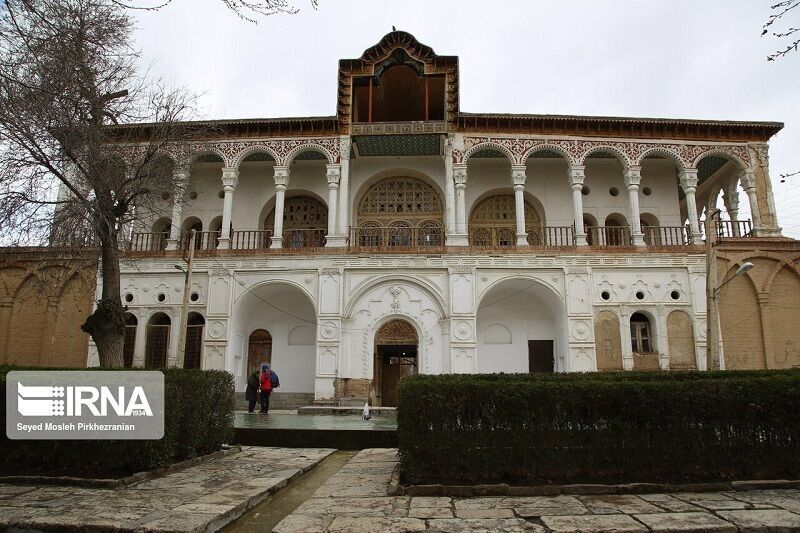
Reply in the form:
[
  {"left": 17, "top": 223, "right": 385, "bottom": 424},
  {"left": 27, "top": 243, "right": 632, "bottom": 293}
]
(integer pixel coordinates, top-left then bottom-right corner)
[{"left": 476, "top": 278, "right": 566, "bottom": 373}]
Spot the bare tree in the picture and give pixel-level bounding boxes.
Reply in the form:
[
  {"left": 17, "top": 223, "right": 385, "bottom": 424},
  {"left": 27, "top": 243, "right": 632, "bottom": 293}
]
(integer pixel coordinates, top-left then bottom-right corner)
[
  {"left": 762, "top": 0, "right": 800, "bottom": 60},
  {"left": 0, "top": 0, "right": 203, "bottom": 367},
  {"left": 113, "top": 0, "right": 318, "bottom": 23}
]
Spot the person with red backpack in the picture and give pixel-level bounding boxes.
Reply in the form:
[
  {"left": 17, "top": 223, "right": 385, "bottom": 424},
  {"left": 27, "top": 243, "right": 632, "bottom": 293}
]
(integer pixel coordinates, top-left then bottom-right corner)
[{"left": 258, "top": 363, "right": 280, "bottom": 413}]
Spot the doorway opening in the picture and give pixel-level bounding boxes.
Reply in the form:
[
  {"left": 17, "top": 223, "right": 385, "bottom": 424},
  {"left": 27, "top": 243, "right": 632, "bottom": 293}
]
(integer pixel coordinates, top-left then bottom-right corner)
[
  {"left": 373, "top": 319, "right": 418, "bottom": 407},
  {"left": 528, "top": 340, "right": 554, "bottom": 373},
  {"left": 247, "top": 329, "right": 272, "bottom": 377}
]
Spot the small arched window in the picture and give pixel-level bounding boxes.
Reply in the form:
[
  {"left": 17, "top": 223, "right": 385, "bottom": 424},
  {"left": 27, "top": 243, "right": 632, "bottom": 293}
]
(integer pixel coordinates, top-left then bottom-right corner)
[
  {"left": 183, "top": 312, "right": 205, "bottom": 369},
  {"left": 630, "top": 312, "right": 653, "bottom": 354}
]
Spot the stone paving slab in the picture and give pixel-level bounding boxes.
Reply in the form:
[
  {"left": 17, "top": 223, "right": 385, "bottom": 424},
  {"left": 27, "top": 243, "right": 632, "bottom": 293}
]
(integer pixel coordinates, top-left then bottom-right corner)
[
  {"left": 0, "top": 446, "right": 334, "bottom": 532},
  {"left": 275, "top": 448, "right": 800, "bottom": 532}
]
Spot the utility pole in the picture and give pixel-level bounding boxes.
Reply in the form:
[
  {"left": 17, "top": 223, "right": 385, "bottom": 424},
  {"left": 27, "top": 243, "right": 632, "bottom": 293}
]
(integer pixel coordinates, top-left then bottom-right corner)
[
  {"left": 175, "top": 229, "right": 196, "bottom": 368},
  {"left": 705, "top": 209, "right": 719, "bottom": 371}
]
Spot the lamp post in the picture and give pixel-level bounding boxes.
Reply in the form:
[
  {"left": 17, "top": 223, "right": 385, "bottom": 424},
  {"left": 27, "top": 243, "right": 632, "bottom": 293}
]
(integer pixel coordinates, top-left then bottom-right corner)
[
  {"left": 175, "top": 229, "right": 196, "bottom": 368},
  {"left": 706, "top": 208, "right": 753, "bottom": 370}
]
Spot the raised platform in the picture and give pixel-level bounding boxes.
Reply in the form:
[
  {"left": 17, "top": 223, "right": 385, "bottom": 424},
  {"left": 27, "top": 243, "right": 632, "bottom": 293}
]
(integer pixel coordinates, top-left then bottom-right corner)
[
  {"left": 232, "top": 412, "right": 397, "bottom": 450},
  {"left": 297, "top": 405, "right": 397, "bottom": 416}
]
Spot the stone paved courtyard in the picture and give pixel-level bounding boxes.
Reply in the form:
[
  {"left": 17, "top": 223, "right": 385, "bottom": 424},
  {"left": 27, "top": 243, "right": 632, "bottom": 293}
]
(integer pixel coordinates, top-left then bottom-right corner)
[
  {"left": 3, "top": 447, "right": 800, "bottom": 531},
  {"left": 275, "top": 449, "right": 800, "bottom": 532},
  {"left": 0, "top": 447, "right": 333, "bottom": 531}
]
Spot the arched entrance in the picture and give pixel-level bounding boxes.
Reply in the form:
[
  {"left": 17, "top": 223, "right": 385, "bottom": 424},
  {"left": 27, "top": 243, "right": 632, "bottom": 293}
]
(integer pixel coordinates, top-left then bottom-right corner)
[
  {"left": 373, "top": 319, "right": 418, "bottom": 407},
  {"left": 247, "top": 329, "right": 272, "bottom": 376},
  {"left": 477, "top": 278, "right": 566, "bottom": 373},
  {"left": 230, "top": 282, "right": 316, "bottom": 393}
]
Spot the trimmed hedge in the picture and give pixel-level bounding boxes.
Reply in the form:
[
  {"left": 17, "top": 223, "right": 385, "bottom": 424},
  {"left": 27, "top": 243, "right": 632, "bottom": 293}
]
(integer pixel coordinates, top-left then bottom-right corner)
[
  {"left": 397, "top": 370, "right": 800, "bottom": 485},
  {"left": 0, "top": 367, "right": 235, "bottom": 477}
]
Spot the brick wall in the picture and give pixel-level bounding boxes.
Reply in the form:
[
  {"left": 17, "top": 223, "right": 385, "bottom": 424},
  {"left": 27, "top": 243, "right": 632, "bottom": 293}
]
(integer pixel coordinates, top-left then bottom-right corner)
[{"left": 0, "top": 248, "right": 98, "bottom": 367}]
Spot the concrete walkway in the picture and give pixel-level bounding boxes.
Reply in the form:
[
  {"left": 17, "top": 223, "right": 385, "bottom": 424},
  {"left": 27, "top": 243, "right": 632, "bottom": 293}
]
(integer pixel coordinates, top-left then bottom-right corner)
[
  {"left": 275, "top": 449, "right": 800, "bottom": 532},
  {"left": 0, "top": 447, "right": 334, "bottom": 532}
]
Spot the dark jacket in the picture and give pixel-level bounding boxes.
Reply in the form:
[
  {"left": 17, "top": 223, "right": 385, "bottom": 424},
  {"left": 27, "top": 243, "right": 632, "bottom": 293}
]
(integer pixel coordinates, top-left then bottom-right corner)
[{"left": 245, "top": 373, "right": 260, "bottom": 401}]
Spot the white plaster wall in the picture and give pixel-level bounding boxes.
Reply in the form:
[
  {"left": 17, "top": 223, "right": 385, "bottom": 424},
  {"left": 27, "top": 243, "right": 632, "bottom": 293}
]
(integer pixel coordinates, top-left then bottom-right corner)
[
  {"left": 475, "top": 277, "right": 565, "bottom": 373},
  {"left": 582, "top": 159, "right": 681, "bottom": 227},
  {"left": 230, "top": 283, "right": 317, "bottom": 393}
]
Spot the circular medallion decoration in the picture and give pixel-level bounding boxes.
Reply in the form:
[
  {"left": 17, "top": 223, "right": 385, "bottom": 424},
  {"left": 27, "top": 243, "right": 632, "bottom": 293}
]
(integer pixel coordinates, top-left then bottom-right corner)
[
  {"left": 208, "top": 320, "right": 226, "bottom": 339},
  {"left": 320, "top": 321, "right": 338, "bottom": 339},
  {"left": 453, "top": 321, "right": 473, "bottom": 341},
  {"left": 570, "top": 320, "right": 590, "bottom": 341}
]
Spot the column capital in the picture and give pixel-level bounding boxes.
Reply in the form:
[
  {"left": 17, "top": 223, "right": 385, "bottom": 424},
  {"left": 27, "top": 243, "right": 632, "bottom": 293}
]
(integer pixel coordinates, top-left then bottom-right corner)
[
  {"left": 221, "top": 167, "right": 239, "bottom": 190},
  {"left": 326, "top": 163, "right": 341, "bottom": 185},
  {"left": 679, "top": 168, "right": 699, "bottom": 191},
  {"left": 738, "top": 169, "right": 756, "bottom": 190},
  {"left": 624, "top": 166, "right": 642, "bottom": 187},
  {"left": 511, "top": 165, "right": 527, "bottom": 185},
  {"left": 273, "top": 165, "right": 290, "bottom": 186},
  {"left": 453, "top": 164, "right": 467, "bottom": 185},
  {"left": 568, "top": 166, "right": 586, "bottom": 186}
]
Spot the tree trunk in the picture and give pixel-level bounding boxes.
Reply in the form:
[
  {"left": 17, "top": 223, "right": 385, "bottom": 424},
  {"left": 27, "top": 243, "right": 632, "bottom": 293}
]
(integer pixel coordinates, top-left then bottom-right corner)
[{"left": 81, "top": 222, "right": 125, "bottom": 368}]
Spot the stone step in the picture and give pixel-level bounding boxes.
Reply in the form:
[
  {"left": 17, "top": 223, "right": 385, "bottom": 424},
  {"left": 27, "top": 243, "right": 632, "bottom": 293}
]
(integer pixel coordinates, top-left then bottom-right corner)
[
  {"left": 298, "top": 405, "right": 397, "bottom": 416},
  {"left": 235, "top": 392, "right": 315, "bottom": 411}
]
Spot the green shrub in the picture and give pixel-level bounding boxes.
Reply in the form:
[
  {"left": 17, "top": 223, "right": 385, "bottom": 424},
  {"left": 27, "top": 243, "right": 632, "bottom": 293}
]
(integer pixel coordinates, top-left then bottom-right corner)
[
  {"left": 0, "top": 367, "right": 235, "bottom": 477},
  {"left": 397, "top": 370, "right": 800, "bottom": 485}
]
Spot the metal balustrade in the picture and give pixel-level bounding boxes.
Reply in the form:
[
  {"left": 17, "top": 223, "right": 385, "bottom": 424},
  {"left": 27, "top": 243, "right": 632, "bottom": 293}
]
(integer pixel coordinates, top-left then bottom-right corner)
[
  {"left": 716, "top": 219, "right": 753, "bottom": 238},
  {"left": 230, "top": 230, "right": 272, "bottom": 249},
  {"left": 180, "top": 231, "right": 220, "bottom": 251},
  {"left": 129, "top": 218, "right": 757, "bottom": 255},
  {"left": 350, "top": 225, "right": 444, "bottom": 252},
  {"left": 585, "top": 226, "right": 632, "bottom": 247},
  {"left": 130, "top": 232, "right": 167, "bottom": 252},
  {"left": 643, "top": 226, "right": 690, "bottom": 246},
  {"left": 282, "top": 229, "right": 327, "bottom": 250}
]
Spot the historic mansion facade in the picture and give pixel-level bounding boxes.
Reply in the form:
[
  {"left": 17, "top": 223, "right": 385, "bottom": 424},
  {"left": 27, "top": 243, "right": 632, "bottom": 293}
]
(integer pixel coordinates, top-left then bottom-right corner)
[{"left": 100, "top": 32, "right": 793, "bottom": 406}]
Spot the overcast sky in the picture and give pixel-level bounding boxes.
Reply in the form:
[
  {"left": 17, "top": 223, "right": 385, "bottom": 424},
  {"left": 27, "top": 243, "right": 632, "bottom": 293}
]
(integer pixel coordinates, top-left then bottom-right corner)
[{"left": 133, "top": 0, "right": 800, "bottom": 238}]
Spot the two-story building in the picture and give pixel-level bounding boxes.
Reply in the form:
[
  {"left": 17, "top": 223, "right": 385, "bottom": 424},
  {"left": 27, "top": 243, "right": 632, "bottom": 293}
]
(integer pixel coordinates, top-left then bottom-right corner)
[{"left": 106, "top": 31, "right": 790, "bottom": 407}]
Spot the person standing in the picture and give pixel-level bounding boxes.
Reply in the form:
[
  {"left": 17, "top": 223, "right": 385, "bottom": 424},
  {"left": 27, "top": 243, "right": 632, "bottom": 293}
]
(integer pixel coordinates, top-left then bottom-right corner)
[
  {"left": 259, "top": 363, "right": 280, "bottom": 413},
  {"left": 245, "top": 370, "right": 260, "bottom": 413}
]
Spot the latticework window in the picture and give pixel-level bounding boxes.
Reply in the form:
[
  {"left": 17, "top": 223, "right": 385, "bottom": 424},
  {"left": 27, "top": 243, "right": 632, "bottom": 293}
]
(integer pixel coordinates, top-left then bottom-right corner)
[
  {"left": 356, "top": 177, "right": 444, "bottom": 248},
  {"left": 469, "top": 195, "right": 541, "bottom": 246},
  {"left": 264, "top": 196, "right": 327, "bottom": 230},
  {"left": 357, "top": 177, "right": 443, "bottom": 222}
]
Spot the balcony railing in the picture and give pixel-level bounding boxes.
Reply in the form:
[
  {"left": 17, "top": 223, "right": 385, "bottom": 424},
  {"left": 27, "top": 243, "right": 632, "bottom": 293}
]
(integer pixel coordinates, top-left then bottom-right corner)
[
  {"left": 282, "top": 229, "right": 326, "bottom": 250},
  {"left": 231, "top": 230, "right": 272, "bottom": 249},
  {"left": 643, "top": 226, "right": 690, "bottom": 246},
  {"left": 469, "top": 226, "right": 575, "bottom": 249},
  {"left": 130, "top": 232, "right": 167, "bottom": 252},
  {"left": 585, "top": 226, "right": 632, "bottom": 247},
  {"left": 350, "top": 225, "right": 445, "bottom": 252},
  {"left": 716, "top": 219, "right": 753, "bottom": 238},
  {"left": 180, "top": 231, "right": 221, "bottom": 251}
]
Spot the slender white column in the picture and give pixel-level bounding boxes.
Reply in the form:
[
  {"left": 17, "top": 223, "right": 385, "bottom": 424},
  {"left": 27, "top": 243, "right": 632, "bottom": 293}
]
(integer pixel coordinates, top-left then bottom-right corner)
[
  {"left": 337, "top": 136, "right": 351, "bottom": 240},
  {"left": 451, "top": 163, "right": 469, "bottom": 246},
  {"left": 165, "top": 167, "right": 189, "bottom": 250},
  {"left": 569, "top": 166, "right": 588, "bottom": 246},
  {"left": 723, "top": 182, "right": 741, "bottom": 237},
  {"left": 679, "top": 168, "right": 702, "bottom": 244},
  {"left": 740, "top": 170, "right": 762, "bottom": 236},
  {"left": 325, "top": 164, "right": 345, "bottom": 247},
  {"left": 625, "top": 166, "right": 645, "bottom": 246},
  {"left": 444, "top": 136, "right": 456, "bottom": 240},
  {"left": 511, "top": 165, "right": 529, "bottom": 246},
  {"left": 270, "top": 166, "right": 290, "bottom": 249},
  {"left": 217, "top": 167, "right": 239, "bottom": 250}
]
